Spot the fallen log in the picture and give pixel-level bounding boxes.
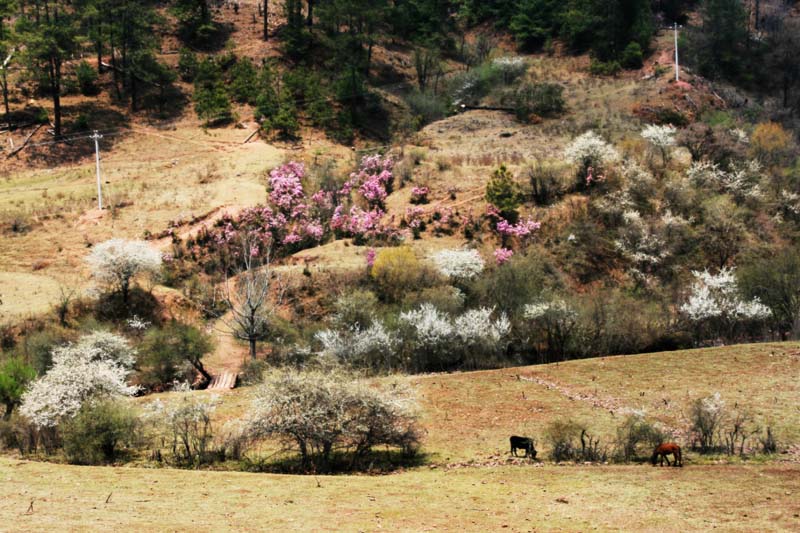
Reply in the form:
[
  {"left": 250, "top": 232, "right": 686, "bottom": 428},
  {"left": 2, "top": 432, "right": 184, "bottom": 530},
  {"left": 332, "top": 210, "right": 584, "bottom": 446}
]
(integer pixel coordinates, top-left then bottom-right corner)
[{"left": 6, "top": 124, "right": 43, "bottom": 159}]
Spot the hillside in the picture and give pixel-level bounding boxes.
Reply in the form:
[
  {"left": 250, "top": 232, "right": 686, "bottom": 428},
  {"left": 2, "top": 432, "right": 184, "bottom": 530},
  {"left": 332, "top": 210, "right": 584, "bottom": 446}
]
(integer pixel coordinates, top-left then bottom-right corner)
[{"left": 3, "top": 342, "right": 800, "bottom": 531}]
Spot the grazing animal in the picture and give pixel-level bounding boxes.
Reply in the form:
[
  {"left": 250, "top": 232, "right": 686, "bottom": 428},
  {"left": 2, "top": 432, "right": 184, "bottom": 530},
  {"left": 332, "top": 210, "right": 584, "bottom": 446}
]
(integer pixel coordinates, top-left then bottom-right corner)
[
  {"left": 651, "top": 442, "right": 682, "bottom": 467},
  {"left": 510, "top": 436, "right": 537, "bottom": 459}
]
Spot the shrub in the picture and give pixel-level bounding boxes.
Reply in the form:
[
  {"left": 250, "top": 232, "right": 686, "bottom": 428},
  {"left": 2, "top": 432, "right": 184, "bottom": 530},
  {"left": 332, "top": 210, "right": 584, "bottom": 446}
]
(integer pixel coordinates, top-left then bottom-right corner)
[
  {"left": 613, "top": 414, "right": 667, "bottom": 462},
  {"left": 589, "top": 59, "right": 621, "bottom": 76},
  {"left": 689, "top": 392, "right": 725, "bottom": 453},
  {"left": 402, "top": 286, "right": 465, "bottom": 315},
  {"left": 332, "top": 290, "right": 379, "bottom": 330},
  {"left": 751, "top": 122, "right": 793, "bottom": 164},
  {"left": 430, "top": 249, "right": 485, "bottom": 281},
  {"left": 61, "top": 400, "right": 138, "bottom": 465},
  {"left": 370, "top": 247, "right": 433, "bottom": 303},
  {"left": 137, "top": 321, "right": 214, "bottom": 390},
  {"left": 145, "top": 390, "right": 222, "bottom": 467},
  {"left": 405, "top": 90, "right": 450, "bottom": 125},
  {"left": 621, "top": 42, "right": 644, "bottom": 69},
  {"left": 0, "top": 357, "right": 36, "bottom": 420},
  {"left": 546, "top": 420, "right": 607, "bottom": 462},
  {"left": 19, "top": 335, "right": 138, "bottom": 428},
  {"left": 472, "top": 251, "right": 549, "bottom": 314},
  {"left": 75, "top": 61, "right": 99, "bottom": 95},
  {"left": 506, "top": 82, "right": 565, "bottom": 121},
  {"left": 228, "top": 57, "right": 259, "bottom": 104},
  {"left": 21, "top": 327, "right": 73, "bottom": 375},
  {"left": 526, "top": 161, "right": 568, "bottom": 205},
  {"left": 244, "top": 367, "right": 420, "bottom": 472},
  {"left": 486, "top": 165, "right": 522, "bottom": 221},
  {"left": 178, "top": 48, "right": 199, "bottom": 82}
]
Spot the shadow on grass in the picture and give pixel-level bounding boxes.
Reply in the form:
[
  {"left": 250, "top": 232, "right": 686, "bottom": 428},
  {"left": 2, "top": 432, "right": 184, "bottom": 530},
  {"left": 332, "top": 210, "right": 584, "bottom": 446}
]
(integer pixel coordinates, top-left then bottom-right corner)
[{"left": 239, "top": 449, "right": 431, "bottom": 475}]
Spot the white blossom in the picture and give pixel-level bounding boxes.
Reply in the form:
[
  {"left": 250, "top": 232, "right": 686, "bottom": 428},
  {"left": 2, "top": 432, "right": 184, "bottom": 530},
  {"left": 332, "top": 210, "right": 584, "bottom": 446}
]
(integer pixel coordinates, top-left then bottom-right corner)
[
  {"left": 454, "top": 307, "right": 510, "bottom": 347},
  {"left": 316, "top": 322, "right": 398, "bottom": 365},
  {"left": 19, "top": 332, "right": 138, "bottom": 427},
  {"left": 563, "top": 131, "right": 620, "bottom": 166},
  {"left": 524, "top": 299, "right": 576, "bottom": 321},
  {"left": 430, "top": 249, "right": 485, "bottom": 280},
  {"left": 641, "top": 124, "right": 677, "bottom": 148},
  {"left": 86, "top": 238, "right": 162, "bottom": 296},
  {"left": 729, "top": 128, "right": 749, "bottom": 144},
  {"left": 680, "top": 268, "right": 770, "bottom": 322},
  {"left": 399, "top": 303, "right": 453, "bottom": 348}
]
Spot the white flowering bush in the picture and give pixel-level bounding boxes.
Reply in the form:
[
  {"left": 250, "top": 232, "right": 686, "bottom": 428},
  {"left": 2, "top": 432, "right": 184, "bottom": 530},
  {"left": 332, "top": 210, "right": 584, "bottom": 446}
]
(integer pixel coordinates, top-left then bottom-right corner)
[
  {"left": 641, "top": 124, "right": 676, "bottom": 164},
  {"left": 86, "top": 238, "right": 162, "bottom": 302},
  {"left": 430, "top": 249, "right": 485, "bottom": 280},
  {"left": 244, "top": 368, "right": 420, "bottom": 471},
  {"left": 20, "top": 332, "right": 139, "bottom": 428},
  {"left": 614, "top": 209, "right": 669, "bottom": 271},
  {"left": 687, "top": 160, "right": 763, "bottom": 201},
  {"left": 689, "top": 392, "right": 726, "bottom": 452},
  {"left": 680, "top": 268, "right": 770, "bottom": 342},
  {"left": 400, "top": 303, "right": 454, "bottom": 350},
  {"left": 316, "top": 321, "right": 399, "bottom": 370},
  {"left": 563, "top": 131, "right": 620, "bottom": 168}
]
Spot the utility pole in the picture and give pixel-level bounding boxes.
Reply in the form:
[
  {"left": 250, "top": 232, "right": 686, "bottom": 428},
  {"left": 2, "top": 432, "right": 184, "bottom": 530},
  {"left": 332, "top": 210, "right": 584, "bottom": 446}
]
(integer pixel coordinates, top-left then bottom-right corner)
[
  {"left": 91, "top": 130, "right": 104, "bottom": 210},
  {"left": 674, "top": 22, "right": 680, "bottom": 82}
]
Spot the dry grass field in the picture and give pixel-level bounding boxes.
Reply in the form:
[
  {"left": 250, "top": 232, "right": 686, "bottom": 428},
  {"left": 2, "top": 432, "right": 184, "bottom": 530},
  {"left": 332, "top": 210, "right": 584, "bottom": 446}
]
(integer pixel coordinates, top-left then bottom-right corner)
[{"left": 3, "top": 342, "right": 800, "bottom": 531}]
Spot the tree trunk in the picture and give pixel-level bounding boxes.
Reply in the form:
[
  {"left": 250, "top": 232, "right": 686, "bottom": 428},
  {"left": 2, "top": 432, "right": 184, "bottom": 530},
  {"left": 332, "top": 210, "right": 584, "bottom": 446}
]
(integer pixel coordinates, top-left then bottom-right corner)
[
  {"left": 263, "top": 0, "right": 268, "bottom": 40},
  {"left": 306, "top": 0, "right": 313, "bottom": 27},
  {"left": 1, "top": 69, "right": 8, "bottom": 120},
  {"left": 249, "top": 337, "right": 257, "bottom": 359},
  {"left": 50, "top": 57, "right": 62, "bottom": 137},
  {"left": 2, "top": 402, "right": 13, "bottom": 421}
]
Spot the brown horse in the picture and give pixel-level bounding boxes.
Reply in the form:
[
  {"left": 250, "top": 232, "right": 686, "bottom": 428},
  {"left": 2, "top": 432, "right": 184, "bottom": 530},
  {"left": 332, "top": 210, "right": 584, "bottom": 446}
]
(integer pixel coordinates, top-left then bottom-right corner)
[{"left": 651, "top": 443, "right": 682, "bottom": 467}]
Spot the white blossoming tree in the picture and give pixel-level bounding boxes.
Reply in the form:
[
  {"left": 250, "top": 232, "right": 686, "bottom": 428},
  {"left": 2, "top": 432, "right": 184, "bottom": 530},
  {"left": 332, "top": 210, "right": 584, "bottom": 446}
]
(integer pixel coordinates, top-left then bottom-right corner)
[
  {"left": 680, "top": 268, "right": 770, "bottom": 343},
  {"left": 316, "top": 321, "right": 399, "bottom": 371},
  {"left": 86, "top": 238, "right": 162, "bottom": 303},
  {"left": 563, "top": 131, "right": 620, "bottom": 190},
  {"left": 430, "top": 249, "right": 485, "bottom": 281},
  {"left": 641, "top": 124, "right": 677, "bottom": 165},
  {"left": 244, "top": 368, "right": 420, "bottom": 471},
  {"left": 20, "top": 332, "right": 138, "bottom": 428}
]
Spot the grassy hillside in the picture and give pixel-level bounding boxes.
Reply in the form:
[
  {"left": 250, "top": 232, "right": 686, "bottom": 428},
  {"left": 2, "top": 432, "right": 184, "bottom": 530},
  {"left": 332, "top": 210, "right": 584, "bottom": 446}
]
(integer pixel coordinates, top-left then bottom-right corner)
[{"left": 2, "top": 342, "right": 800, "bottom": 531}]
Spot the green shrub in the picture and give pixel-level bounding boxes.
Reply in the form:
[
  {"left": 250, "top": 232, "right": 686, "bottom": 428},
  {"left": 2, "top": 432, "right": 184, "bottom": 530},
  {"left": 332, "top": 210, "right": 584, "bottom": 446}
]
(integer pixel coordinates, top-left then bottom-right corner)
[
  {"left": 403, "top": 286, "right": 465, "bottom": 315},
  {"left": 178, "top": 48, "right": 199, "bottom": 82},
  {"left": 137, "top": 321, "right": 214, "bottom": 390},
  {"left": 0, "top": 357, "right": 36, "bottom": 420},
  {"left": 621, "top": 42, "right": 644, "bottom": 69},
  {"left": 613, "top": 414, "right": 667, "bottom": 462},
  {"left": 405, "top": 90, "right": 450, "bottom": 126},
  {"left": 333, "top": 290, "right": 379, "bottom": 329},
  {"left": 21, "top": 327, "right": 74, "bottom": 375},
  {"left": 589, "top": 59, "right": 621, "bottom": 76},
  {"left": 193, "top": 59, "right": 232, "bottom": 126},
  {"left": 61, "top": 400, "right": 138, "bottom": 465},
  {"left": 228, "top": 57, "right": 258, "bottom": 104},
  {"left": 75, "top": 60, "right": 99, "bottom": 95},
  {"left": 239, "top": 358, "right": 269, "bottom": 385},
  {"left": 486, "top": 165, "right": 522, "bottom": 221},
  {"left": 371, "top": 247, "right": 439, "bottom": 303},
  {"left": 507, "top": 82, "right": 565, "bottom": 121}
]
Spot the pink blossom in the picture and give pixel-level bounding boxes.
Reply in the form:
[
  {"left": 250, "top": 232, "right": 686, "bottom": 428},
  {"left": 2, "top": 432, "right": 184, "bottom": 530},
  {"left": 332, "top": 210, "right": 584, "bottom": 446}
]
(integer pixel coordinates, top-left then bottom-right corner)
[
  {"left": 494, "top": 248, "right": 514, "bottom": 265},
  {"left": 283, "top": 233, "right": 302, "bottom": 245},
  {"left": 585, "top": 166, "right": 606, "bottom": 186},
  {"left": 366, "top": 248, "right": 376, "bottom": 267},
  {"left": 411, "top": 186, "right": 430, "bottom": 204},
  {"left": 305, "top": 220, "right": 324, "bottom": 241},
  {"left": 405, "top": 206, "right": 425, "bottom": 229},
  {"left": 269, "top": 162, "right": 306, "bottom": 215},
  {"left": 496, "top": 217, "right": 542, "bottom": 239}
]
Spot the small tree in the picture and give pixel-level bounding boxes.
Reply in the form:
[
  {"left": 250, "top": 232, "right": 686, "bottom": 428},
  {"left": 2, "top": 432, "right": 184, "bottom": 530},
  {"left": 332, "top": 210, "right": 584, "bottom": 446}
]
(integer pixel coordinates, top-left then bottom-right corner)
[
  {"left": 0, "top": 357, "right": 36, "bottom": 420},
  {"left": 245, "top": 367, "right": 420, "bottom": 472},
  {"left": 138, "top": 321, "right": 214, "bottom": 389},
  {"left": 61, "top": 399, "right": 138, "bottom": 465},
  {"left": 193, "top": 58, "right": 232, "bottom": 126},
  {"left": 689, "top": 392, "right": 726, "bottom": 453},
  {"left": 219, "top": 242, "right": 282, "bottom": 360},
  {"left": 86, "top": 239, "right": 162, "bottom": 304},
  {"left": 486, "top": 165, "right": 522, "bottom": 222},
  {"left": 19, "top": 332, "right": 138, "bottom": 428}
]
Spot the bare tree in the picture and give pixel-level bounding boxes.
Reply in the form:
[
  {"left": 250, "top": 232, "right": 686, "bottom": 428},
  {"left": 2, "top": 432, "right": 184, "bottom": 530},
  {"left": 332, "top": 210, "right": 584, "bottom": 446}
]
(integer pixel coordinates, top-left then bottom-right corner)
[{"left": 218, "top": 238, "right": 283, "bottom": 360}]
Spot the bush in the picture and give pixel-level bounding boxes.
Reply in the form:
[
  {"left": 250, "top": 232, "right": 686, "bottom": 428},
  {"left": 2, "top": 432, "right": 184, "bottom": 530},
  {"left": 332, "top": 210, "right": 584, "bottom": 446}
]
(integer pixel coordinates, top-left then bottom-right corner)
[
  {"left": 486, "top": 165, "right": 522, "bottom": 221},
  {"left": 332, "top": 290, "right": 379, "bottom": 329},
  {"left": 145, "top": 391, "right": 222, "bottom": 467},
  {"left": 613, "top": 414, "right": 667, "bottom": 462},
  {"left": 590, "top": 59, "right": 621, "bottom": 76},
  {"left": 239, "top": 358, "right": 269, "bottom": 386},
  {"left": 545, "top": 420, "right": 607, "bottom": 462},
  {"left": 371, "top": 247, "right": 436, "bottom": 303},
  {"left": 228, "top": 57, "right": 258, "bottom": 104},
  {"left": 61, "top": 400, "right": 138, "bottom": 465},
  {"left": 137, "top": 321, "right": 213, "bottom": 390},
  {"left": 75, "top": 61, "right": 98, "bottom": 96},
  {"left": 20, "top": 327, "right": 73, "bottom": 375},
  {"left": 506, "top": 83, "right": 565, "bottom": 121},
  {"left": 526, "top": 161, "right": 568, "bottom": 205},
  {"left": 245, "top": 367, "right": 420, "bottom": 472},
  {"left": 621, "top": 42, "right": 644, "bottom": 69},
  {"left": 193, "top": 59, "right": 233, "bottom": 126},
  {"left": 0, "top": 357, "right": 36, "bottom": 420},
  {"left": 402, "top": 286, "right": 465, "bottom": 315},
  {"left": 689, "top": 393, "right": 725, "bottom": 453},
  {"left": 751, "top": 122, "right": 793, "bottom": 164},
  {"left": 178, "top": 48, "right": 199, "bottom": 82},
  {"left": 405, "top": 90, "right": 450, "bottom": 126}
]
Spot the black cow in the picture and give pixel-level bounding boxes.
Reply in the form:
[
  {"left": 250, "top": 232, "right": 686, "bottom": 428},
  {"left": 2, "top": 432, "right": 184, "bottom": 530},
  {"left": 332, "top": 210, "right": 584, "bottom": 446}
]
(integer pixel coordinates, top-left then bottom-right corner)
[{"left": 510, "top": 435, "right": 537, "bottom": 458}]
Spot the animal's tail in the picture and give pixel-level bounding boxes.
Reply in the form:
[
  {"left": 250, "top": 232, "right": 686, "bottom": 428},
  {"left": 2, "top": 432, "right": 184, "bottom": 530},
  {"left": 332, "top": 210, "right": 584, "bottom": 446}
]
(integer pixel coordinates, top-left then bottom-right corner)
[{"left": 651, "top": 451, "right": 658, "bottom": 465}]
